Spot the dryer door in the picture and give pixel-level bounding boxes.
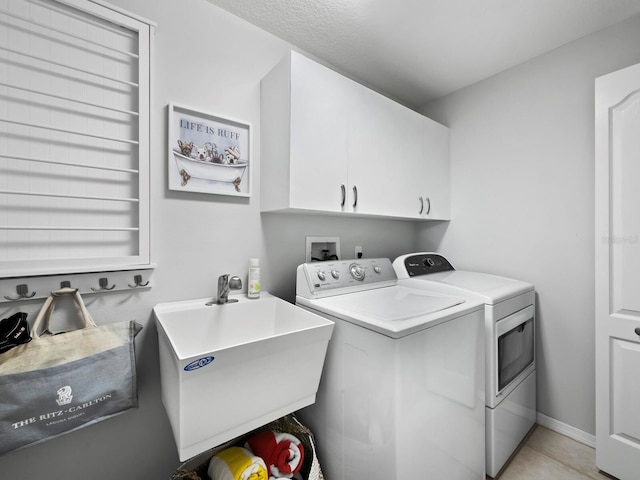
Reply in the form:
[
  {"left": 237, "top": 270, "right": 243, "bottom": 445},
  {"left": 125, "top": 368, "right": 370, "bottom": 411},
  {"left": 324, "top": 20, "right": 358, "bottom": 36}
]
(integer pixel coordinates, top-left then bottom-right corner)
[{"left": 494, "top": 306, "right": 535, "bottom": 398}]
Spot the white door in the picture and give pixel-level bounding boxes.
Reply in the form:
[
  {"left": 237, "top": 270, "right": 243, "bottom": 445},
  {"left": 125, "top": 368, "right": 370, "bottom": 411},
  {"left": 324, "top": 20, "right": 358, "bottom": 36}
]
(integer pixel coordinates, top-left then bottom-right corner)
[{"left": 595, "top": 62, "right": 640, "bottom": 479}]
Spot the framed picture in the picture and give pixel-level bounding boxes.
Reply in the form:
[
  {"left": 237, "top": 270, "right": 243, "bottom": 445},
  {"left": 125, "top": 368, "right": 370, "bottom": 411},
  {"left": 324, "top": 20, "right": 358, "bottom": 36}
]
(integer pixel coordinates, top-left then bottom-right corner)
[{"left": 168, "top": 103, "right": 251, "bottom": 196}]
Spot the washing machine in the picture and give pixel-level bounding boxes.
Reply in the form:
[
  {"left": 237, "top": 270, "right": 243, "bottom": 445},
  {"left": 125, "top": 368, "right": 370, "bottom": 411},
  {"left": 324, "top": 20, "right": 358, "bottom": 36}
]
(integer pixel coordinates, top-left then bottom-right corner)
[
  {"left": 295, "top": 258, "right": 486, "bottom": 480},
  {"left": 393, "top": 252, "right": 536, "bottom": 478}
]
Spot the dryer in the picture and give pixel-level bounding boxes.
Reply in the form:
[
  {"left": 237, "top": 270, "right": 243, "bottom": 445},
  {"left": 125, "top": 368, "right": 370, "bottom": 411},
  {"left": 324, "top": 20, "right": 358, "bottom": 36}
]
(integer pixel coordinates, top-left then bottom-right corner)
[
  {"left": 296, "top": 258, "right": 486, "bottom": 480},
  {"left": 393, "top": 253, "right": 536, "bottom": 478}
]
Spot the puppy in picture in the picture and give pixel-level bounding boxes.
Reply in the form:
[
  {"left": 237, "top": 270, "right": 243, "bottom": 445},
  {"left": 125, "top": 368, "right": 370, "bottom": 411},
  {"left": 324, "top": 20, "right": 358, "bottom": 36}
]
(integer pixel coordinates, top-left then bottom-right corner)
[
  {"left": 224, "top": 146, "right": 241, "bottom": 164},
  {"left": 194, "top": 145, "right": 209, "bottom": 162},
  {"left": 177, "top": 140, "right": 194, "bottom": 157}
]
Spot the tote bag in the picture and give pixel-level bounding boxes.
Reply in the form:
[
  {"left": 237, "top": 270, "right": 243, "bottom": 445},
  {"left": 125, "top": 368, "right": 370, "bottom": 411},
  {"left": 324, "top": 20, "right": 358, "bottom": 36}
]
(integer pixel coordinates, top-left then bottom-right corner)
[{"left": 0, "top": 287, "right": 142, "bottom": 455}]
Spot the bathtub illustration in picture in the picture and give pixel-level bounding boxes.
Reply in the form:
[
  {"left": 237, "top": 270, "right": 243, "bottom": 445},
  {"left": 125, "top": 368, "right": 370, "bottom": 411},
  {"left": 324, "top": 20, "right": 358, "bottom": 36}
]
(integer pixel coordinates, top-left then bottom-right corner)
[
  {"left": 172, "top": 150, "right": 248, "bottom": 191},
  {"left": 168, "top": 103, "right": 251, "bottom": 197}
]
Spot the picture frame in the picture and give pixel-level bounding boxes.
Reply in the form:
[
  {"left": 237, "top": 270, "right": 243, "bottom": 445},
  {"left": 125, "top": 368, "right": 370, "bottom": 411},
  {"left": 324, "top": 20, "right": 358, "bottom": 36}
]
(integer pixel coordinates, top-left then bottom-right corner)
[{"left": 168, "top": 103, "right": 251, "bottom": 197}]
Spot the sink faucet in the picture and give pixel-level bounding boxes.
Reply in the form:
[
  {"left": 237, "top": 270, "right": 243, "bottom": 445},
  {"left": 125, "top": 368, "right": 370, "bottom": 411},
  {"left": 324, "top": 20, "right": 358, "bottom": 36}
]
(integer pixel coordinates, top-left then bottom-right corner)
[{"left": 215, "top": 274, "right": 242, "bottom": 304}]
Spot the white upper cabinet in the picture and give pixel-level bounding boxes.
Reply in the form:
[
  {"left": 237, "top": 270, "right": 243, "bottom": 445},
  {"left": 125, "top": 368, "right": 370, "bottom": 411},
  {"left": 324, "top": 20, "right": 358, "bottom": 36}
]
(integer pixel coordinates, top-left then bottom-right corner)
[
  {"left": 261, "top": 51, "right": 450, "bottom": 220},
  {"left": 261, "top": 51, "right": 351, "bottom": 214}
]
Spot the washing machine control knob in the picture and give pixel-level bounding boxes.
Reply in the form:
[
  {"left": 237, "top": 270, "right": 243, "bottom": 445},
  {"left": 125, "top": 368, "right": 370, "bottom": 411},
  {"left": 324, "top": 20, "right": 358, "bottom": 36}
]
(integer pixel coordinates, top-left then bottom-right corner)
[
  {"left": 373, "top": 265, "right": 382, "bottom": 274},
  {"left": 349, "top": 263, "right": 365, "bottom": 281},
  {"left": 317, "top": 271, "right": 326, "bottom": 281},
  {"left": 331, "top": 269, "right": 340, "bottom": 279}
]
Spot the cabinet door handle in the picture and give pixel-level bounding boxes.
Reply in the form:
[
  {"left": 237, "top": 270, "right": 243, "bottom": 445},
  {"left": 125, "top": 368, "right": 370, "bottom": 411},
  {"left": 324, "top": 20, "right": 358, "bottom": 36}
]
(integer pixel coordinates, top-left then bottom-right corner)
[
  {"left": 635, "top": 327, "right": 640, "bottom": 336},
  {"left": 352, "top": 186, "right": 358, "bottom": 208},
  {"left": 340, "top": 184, "right": 346, "bottom": 207},
  {"left": 419, "top": 196, "right": 424, "bottom": 215},
  {"left": 425, "top": 196, "right": 431, "bottom": 215}
]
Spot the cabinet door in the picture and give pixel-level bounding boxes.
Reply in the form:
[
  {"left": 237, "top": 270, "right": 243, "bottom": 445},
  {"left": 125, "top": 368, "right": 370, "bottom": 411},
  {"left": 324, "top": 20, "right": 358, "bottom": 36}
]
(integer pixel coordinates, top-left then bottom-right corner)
[
  {"left": 289, "top": 53, "right": 350, "bottom": 212},
  {"left": 370, "top": 110, "right": 451, "bottom": 220},
  {"left": 420, "top": 118, "right": 450, "bottom": 220},
  {"left": 394, "top": 109, "right": 433, "bottom": 219},
  {"left": 348, "top": 87, "right": 420, "bottom": 216}
]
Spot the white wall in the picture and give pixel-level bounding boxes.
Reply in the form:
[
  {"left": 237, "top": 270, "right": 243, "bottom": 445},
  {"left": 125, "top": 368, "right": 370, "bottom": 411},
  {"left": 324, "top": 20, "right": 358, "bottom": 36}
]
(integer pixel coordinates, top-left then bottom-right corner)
[
  {"left": 419, "top": 14, "right": 640, "bottom": 437},
  {"left": 0, "top": 1, "right": 421, "bottom": 478}
]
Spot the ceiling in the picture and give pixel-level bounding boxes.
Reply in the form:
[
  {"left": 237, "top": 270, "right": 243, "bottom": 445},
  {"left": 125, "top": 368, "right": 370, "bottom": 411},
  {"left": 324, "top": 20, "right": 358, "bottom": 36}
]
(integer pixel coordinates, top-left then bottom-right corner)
[{"left": 206, "top": 0, "right": 640, "bottom": 108}]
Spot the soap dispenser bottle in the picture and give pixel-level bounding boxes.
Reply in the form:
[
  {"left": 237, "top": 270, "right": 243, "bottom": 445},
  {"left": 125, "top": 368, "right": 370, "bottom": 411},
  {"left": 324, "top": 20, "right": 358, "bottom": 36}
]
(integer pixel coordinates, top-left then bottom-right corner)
[{"left": 248, "top": 258, "right": 260, "bottom": 299}]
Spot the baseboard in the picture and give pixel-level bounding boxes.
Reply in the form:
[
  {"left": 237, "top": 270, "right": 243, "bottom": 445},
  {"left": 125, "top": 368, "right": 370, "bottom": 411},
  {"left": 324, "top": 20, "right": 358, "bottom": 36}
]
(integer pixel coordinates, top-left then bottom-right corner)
[{"left": 536, "top": 412, "right": 596, "bottom": 448}]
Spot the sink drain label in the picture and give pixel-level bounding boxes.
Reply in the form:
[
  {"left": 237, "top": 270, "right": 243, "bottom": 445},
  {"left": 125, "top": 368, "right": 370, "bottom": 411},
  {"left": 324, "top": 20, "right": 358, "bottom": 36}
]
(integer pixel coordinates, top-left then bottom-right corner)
[{"left": 184, "top": 356, "right": 215, "bottom": 371}]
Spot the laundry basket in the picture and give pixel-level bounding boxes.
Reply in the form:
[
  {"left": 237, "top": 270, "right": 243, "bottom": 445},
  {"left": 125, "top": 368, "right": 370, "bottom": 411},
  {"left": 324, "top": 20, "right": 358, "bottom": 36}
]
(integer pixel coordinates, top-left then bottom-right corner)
[{"left": 170, "top": 414, "right": 325, "bottom": 480}]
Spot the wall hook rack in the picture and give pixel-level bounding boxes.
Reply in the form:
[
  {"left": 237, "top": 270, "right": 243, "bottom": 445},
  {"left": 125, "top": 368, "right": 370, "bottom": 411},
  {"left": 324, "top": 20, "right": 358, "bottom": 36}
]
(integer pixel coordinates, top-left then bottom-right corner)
[
  {"left": 91, "top": 278, "right": 116, "bottom": 292},
  {"left": 128, "top": 274, "right": 149, "bottom": 288},
  {"left": 4, "top": 284, "right": 37, "bottom": 301},
  {"left": 1, "top": 268, "right": 153, "bottom": 303}
]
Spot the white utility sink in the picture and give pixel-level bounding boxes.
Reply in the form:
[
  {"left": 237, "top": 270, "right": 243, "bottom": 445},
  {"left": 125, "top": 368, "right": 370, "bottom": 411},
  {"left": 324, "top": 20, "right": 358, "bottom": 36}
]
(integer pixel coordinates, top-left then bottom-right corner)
[{"left": 154, "top": 292, "right": 334, "bottom": 461}]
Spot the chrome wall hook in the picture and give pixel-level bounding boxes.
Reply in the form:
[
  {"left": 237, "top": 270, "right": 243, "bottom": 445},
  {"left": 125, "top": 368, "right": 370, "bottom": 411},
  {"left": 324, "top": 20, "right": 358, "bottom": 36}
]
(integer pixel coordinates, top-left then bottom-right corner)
[
  {"left": 4, "top": 284, "right": 37, "bottom": 301},
  {"left": 128, "top": 274, "right": 149, "bottom": 288},
  {"left": 91, "top": 277, "right": 116, "bottom": 292}
]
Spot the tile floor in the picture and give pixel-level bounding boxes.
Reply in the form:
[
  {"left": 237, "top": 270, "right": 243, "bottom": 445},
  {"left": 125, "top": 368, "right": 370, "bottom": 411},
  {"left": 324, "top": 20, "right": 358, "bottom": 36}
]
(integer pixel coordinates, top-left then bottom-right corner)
[{"left": 496, "top": 425, "right": 615, "bottom": 480}]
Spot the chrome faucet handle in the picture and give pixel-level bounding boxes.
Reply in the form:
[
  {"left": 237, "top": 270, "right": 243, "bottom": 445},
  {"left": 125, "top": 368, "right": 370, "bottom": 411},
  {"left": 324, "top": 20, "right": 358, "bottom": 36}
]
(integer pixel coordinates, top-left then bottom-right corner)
[{"left": 229, "top": 276, "right": 242, "bottom": 290}]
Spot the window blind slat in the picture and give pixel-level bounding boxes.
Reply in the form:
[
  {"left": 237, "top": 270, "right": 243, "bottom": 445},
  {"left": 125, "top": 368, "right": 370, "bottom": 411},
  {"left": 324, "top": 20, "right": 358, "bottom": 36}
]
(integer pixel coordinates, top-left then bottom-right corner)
[
  {"left": 0, "top": 153, "right": 139, "bottom": 174},
  {"left": 1, "top": 226, "right": 140, "bottom": 232},
  {"left": 0, "top": 45, "right": 140, "bottom": 87},
  {"left": 0, "top": 189, "right": 140, "bottom": 203},
  {"left": 0, "top": 118, "right": 140, "bottom": 145},
  {"left": 0, "top": 81, "right": 139, "bottom": 116},
  {"left": 0, "top": 6, "right": 140, "bottom": 59}
]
